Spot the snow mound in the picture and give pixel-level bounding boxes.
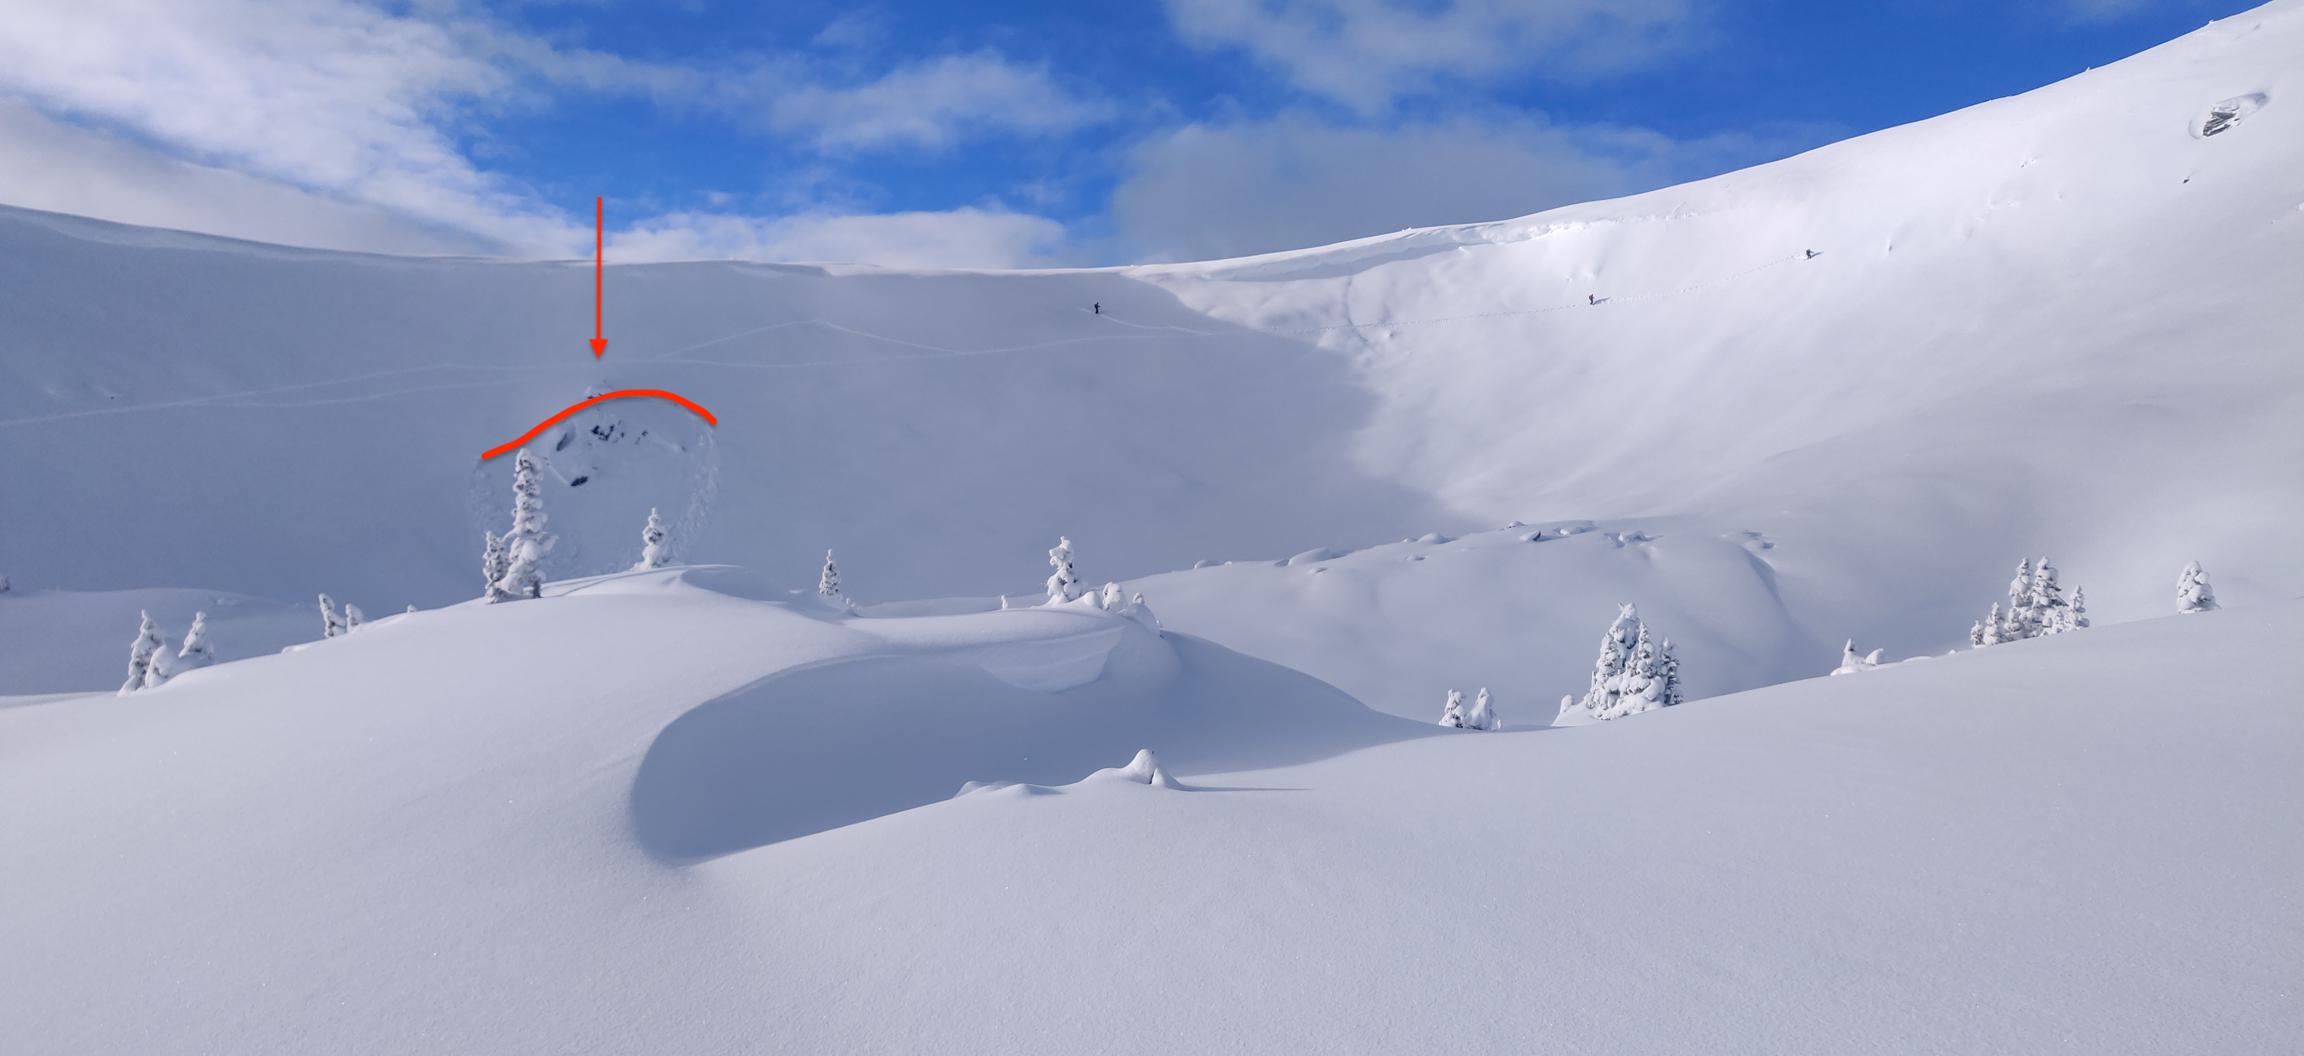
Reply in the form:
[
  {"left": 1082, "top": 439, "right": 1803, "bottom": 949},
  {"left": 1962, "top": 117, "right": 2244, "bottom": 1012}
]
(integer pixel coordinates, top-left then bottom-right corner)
[{"left": 1092, "top": 748, "right": 1181, "bottom": 789}]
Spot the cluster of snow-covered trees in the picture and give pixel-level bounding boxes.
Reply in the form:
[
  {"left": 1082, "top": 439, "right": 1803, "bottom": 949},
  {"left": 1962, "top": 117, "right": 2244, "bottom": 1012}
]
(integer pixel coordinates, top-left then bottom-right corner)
[
  {"left": 118, "top": 610, "right": 214, "bottom": 694},
  {"left": 1558, "top": 604, "right": 1683, "bottom": 722},
  {"left": 1969, "top": 557, "right": 2088, "bottom": 646},
  {"left": 1438, "top": 688, "right": 1501, "bottom": 730}
]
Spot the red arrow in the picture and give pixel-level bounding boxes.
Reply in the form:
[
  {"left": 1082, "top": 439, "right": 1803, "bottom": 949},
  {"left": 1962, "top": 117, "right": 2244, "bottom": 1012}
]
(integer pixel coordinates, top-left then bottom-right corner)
[{"left": 589, "top": 196, "right": 608, "bottom": 358}]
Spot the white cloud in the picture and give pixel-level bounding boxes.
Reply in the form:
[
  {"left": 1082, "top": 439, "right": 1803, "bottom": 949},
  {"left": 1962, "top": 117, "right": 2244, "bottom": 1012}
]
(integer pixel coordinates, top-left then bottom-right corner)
[
  {"left": 1111, "top": 111, "right": 1803, "bottom": 262},
  {"left": 769, "top": 52, "right": 1113, "bottom": 151},
  {"left": 0, "top": 99, "right": 499, "bottom": 256},
  {"left": 1162, "top": 0, "right": 1702, "bottom": 112},
  {"left": 0, "top": 0, "right": 584, "bottom": 255},
  {"left": 0, "top": 0, "right": 1087, "bottom": 266},
  {"left": 612, "top": 207, "right": 1069, "bottom": 269}
]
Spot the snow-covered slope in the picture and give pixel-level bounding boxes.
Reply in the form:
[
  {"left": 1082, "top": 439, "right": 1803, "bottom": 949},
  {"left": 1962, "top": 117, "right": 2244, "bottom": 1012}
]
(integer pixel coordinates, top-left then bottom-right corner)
[
  {"left": 4, "top": 6, "right": 2300, "bottom": 713},
  {"left": 4, "top": 571, "right": 2295, "bottom": 1054}
]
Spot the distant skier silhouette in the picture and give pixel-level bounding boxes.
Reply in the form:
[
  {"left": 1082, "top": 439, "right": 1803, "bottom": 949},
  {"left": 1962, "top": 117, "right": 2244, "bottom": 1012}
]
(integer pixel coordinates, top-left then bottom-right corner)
[
  {"left": 1804, "top": 249, "right": 1817, "bottom": 259},
  {"left": 1093, "top": 302, "right": 1101, "bottom": 315},
  {"left": 1587, "top": 294, "right": 1596, "bottom": 306}
]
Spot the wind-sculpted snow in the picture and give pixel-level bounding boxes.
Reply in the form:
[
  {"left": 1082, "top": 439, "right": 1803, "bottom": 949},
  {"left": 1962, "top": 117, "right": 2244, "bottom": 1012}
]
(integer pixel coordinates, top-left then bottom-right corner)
[{"left": 630, "top": 629, "right": 1418, "bottom": 860}]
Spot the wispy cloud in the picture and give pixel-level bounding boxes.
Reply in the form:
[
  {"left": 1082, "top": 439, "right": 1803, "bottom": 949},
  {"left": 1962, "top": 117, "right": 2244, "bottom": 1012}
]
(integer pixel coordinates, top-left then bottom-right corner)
[
  {"left": 0, "top": 0, "right": 1084, "bottom": 264},
  {"left": 769, "top": 52, "right": 1114, "bottom": 152},
  {"left": 1162, "top": 0, "right": 1704, "bottom": 112}
]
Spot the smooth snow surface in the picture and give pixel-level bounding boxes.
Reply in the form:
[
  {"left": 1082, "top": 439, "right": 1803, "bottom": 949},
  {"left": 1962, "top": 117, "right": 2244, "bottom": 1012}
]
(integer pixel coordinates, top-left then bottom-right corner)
[
  {"left": 4, "top": 4, "right": 2301, "bottom": 710},
  {"left": 3, "top": 572, "right": 2296, "bottom": 1054}
]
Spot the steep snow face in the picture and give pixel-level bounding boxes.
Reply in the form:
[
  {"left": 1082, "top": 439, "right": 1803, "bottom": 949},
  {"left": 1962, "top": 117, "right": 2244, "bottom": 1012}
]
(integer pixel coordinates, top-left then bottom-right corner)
[
  {"left": 2, "top": 5, "right": 2301, "bottom": 699},
  {"left": 3, "top": 570, "right": 2296, "bottom": 1054}
]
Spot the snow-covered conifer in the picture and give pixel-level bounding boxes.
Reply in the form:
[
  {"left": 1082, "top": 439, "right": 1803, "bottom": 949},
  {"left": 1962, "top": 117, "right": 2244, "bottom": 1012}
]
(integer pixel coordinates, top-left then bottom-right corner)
[
  {"left": 1467, "top": 687, "right": 1498, "bottom": 731},
  {"left": 2069, "top": 587, "right": 2089, "bottom": 630},
  {"left": 177, "top": 611, "right": 215, "bottom": 669},
  {"left": 1617, "top": 624, "right": 1664, "bottom": 716},
  {"left": 343, "top": 604, "right": 365, "bottom": 634},
  {"left": 818, "top": 549, "right": 847, "bottom": 607},
  {"left": 121, "top": 611, "right": 164, "bottom": 694},
  {"left": 635, "top": 508, "right": 671, "bottom": 570},
  {"left": 1438, "top": 689, "right": 1466, "bottom": 728},
  {"left": 1660, "top": 638, "right": 1684, "bottom": 707},
  {"left": 1045, "top": 536, "right": 1080, "bottom": 604},
  {"left": 493, "top": 449, "right": 553, "bottom": 602},
  {"left": 1969, "top": 620, "right": 1986, "bottom": 648},
  {"left": 2005, "top": 559, "right": 2036, "bottom": 639},
  {"left": 1978, "top": 603, "right": 2005, "bottom": 646},
  {"left": 2177, "top": 561, "right": 2218, "bottom": 613},
  {"left": 142, "top": 627, "right": 178, "bottom": 689},
  {"left": 1577, "top": 604, "right": 1643, "bottom": 719},
  {"left": 318, "top": 593, "right": 344, "bottom": 638},
  {"left": 2029, "top": 558, "right": 2070, "bottom": 634},
  {"left": 482, "top": 531, "right": 507, "bottom": 598}
]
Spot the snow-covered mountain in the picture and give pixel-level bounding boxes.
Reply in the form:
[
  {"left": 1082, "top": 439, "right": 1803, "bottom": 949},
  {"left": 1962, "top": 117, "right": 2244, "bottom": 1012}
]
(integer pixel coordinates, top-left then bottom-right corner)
[{"left": 3, "top": 5, "right": 2299, "bottom": 706}]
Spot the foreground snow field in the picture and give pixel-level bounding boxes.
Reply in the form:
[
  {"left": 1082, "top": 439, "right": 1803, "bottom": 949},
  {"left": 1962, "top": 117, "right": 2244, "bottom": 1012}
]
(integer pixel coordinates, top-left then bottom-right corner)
[{"left": 3, "top": 572, "right": 2295, "bottom": 1054}]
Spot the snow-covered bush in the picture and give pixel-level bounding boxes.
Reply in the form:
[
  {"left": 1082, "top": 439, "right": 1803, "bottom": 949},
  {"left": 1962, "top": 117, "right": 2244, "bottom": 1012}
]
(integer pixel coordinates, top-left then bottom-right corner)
[
  {"left": 177, "top": 611, "right": 215, "bottom": 670},
  {"left": 1831, "top": 640, "right": 1884, "bottom": 676},
  {"left": 635, "top": 508, "right": 671, "bottom": 570},
  {"left": 1466, "top": 688, "right": 1499, "bottom": 731},
  {"left": 2177, "top": 561, "right": 2218, "bottom": 613},
  {"left": 120, "top": 611, "right": 164, "bottom": 694},
  {"left": 492, "top": 449, "right": 553, "bottom": 602},
  {"left": 1045, "top": 536, "right": 1080, "bottom": 604},
  {"left": 343, "top": 604, "right": 365, "bottom": 634},
  {"left": 1438, "top": 689, "right": 1466, "bottom": 728},
  {"left": 482, "top": 531, "right": 507, "bottom": 598},
  {"left": 318, "top": 593, "right": 345, "bottom": 639}
]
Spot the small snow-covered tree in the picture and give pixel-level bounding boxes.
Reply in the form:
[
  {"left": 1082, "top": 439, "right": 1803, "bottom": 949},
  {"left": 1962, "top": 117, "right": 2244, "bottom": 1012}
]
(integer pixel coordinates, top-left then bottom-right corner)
[
  {"left": 0, "top": 572, "right": 10, "bottom": 593},
  {"left": 1045, "top": 536, "right": 1080, "bottom": 604},
  {"left": 635, "top": 508, "right": 671, "bottom": 570},
  {"left": 142, "top": 625, "right": 179, "bottom": 689},
  {"left": 1978, "top": 602, "right": 2007, "bottom": 646},
  {"left": 177, "top": 611, "right": 215, "bottom": 670},
  {"left": 1438, "top": 689, "right": 1466, "bottom": 728},
  {"left": 493, "top": 449, "right": 553, "bottom": 602},
  {"left": 2177, "top": 561, "right": 2218, "bottom": 613},
  {"left": 1577, "top": 604, "right": 1643, "bottom": 719},
  {"left": 1467, "top": 687, "right": 1498, "bottom": 731},
  {"left": 1615, "top": 624, "right": 1664, "bottom": 717},
  {"left": 120, "top": 611, "right": 164, "bottom": 694},
  {"left": 1969, "top": 620, "right": 1987, "bottom": 648},
  {"left": 481, "top": 531, "right": 507, "bottom": 598},
  {"left": 2069, "top": 587, "right": 2089, "bottom": 630},
  {"left": 1099, "top": 581, "right": 1126, "bottom": 612},
  {"left": 818, "top": 548, "right": 845, "bottom": 599},
  {"left": 2004, "top": 559, "right": 2036, "bottom": 640},
  {"left": 2029, "top": 558, "right": 2071, "bottom": 635},
  {"left": 318, "top": 593, "right": 344, "bottom": 639},
  {"left": 1659, "top": 638, "right": 1684, "bottom": 707},
  {"left": 343, "top": 604, "right": 365, "bottom": 634}
]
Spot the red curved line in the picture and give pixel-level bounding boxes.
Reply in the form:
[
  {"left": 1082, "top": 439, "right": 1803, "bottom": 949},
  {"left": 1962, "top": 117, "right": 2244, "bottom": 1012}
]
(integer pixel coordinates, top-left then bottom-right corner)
[{"left": 481, "top": 388, "right": 718, "bottom": 460}]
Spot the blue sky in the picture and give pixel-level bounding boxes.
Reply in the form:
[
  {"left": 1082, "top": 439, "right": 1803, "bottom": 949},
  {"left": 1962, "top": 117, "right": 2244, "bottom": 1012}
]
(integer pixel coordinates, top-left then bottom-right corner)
[{"left": 0, "top": 0, "right": 2254, "bottom": 266}]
